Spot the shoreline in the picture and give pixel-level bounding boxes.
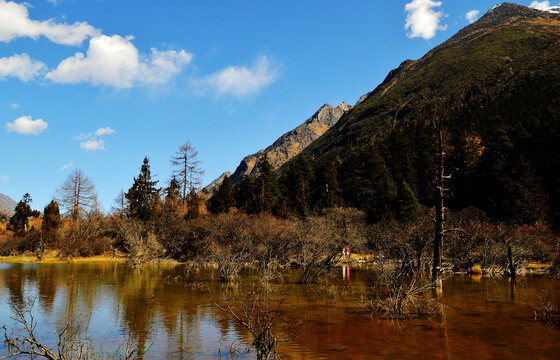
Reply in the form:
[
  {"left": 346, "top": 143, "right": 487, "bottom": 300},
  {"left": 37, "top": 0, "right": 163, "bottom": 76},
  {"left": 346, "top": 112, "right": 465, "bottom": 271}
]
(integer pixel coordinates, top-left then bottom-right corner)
[{"left": 0, "top": 252, "right": 126, "bottom": 264}]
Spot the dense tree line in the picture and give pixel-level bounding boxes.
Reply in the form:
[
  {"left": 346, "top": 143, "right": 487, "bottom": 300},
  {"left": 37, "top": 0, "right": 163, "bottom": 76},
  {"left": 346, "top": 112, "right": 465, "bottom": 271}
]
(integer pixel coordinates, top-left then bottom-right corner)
[{"left": 207, "top": 75, "right": 560, "bottom": 229}]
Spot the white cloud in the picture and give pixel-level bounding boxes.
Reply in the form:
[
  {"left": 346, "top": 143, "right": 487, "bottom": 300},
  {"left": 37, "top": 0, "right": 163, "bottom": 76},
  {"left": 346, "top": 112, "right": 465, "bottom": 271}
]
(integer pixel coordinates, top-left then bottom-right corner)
[
  {"left": 404, "top": 0, "right": 447, "bottom": 40},
  {"left": 195, "top": 56, "right": 278, "bottom": 98},
  {"left": 74, "top": 126, "right": 114, "bottom": 152},
  {"left": 94, "top": 126, "right": 114, "bottom": 136},
  {"left": 9, "top": 102, "right": 19, "bottom": 110},
  {"left": 530, "top": 1, "right": 551, "bottom": 10},
  {"left": 80, "top": 139, "right": 105, "bottom": 152},
  {"left": 46, "top": 34, "right": 192, "bottom": 88},
  {"left": 0, "top": 0, "right": 99, "bottom": 45},
  {"left": 466, "top": 10, "right": 480, "bottom": 24},
  {"left": 47, "top": 0, "right": 61, "bottom": 5},
  {"left": 529, "top": 1, "right": 560, "bottom": 13},
  {"left": 60, "top": 162, "right": 73, "bottom": 171},
  {"left": 0, "top": 53, "right": 46, "bottom": 81},
  {"left": 6, "top": 115, "right": 47, "bottom": 135},
  {"left": 0, "top": 175, "right": 9, "bottom": 182}
]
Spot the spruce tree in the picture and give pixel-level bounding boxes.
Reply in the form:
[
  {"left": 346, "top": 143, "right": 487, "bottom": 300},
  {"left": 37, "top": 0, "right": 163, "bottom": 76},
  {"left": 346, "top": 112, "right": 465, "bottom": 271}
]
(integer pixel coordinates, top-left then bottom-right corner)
[
  {"left": 394, "top": 180, "right": 420, "bottom": 220},
  {"left": 42, "top": 200, "right": 61, "bottom": 247},
  {"left": 311, "top": 160, "right": 342, "bottom": 210},
  {"left": 209, "top": 175, "right": 234, "bottom": 214},
  {"left": 126, "top": 157, "right": 160, "bottom": 222},
  {"left": 282, "top": 156, "right": 312, "bottom": 217},
  {"left": 255, "top": 153, "right": 281, "bottom": 214},
  {"left": 7, "top": 193, "right": 38, "bottom": 237}
]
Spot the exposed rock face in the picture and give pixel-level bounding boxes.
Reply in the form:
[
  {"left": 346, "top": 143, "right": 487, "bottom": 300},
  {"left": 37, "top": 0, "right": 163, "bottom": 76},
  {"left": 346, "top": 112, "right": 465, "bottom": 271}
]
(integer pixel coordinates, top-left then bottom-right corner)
[
  {"left": 0, "top": 193, "right": 16, "bottom": 218},
  {"left": 207, "top": 102, "right": 352, "bottom": 189},
  {"left": 204, "top": 172, "right": 232, "bottom": 192}
]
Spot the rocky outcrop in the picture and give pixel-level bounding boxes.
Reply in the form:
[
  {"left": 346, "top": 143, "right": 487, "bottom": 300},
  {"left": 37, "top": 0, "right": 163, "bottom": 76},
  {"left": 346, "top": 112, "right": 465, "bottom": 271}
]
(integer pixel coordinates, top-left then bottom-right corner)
[
  {"left": 206, "top": 102, "right": 352, "bottom": 190},
  {"left": 0, "top": 193, "right": 16, "bottom": 218},
  {"left": 204, "top": 172, "right": 232, "bottom": 192}
]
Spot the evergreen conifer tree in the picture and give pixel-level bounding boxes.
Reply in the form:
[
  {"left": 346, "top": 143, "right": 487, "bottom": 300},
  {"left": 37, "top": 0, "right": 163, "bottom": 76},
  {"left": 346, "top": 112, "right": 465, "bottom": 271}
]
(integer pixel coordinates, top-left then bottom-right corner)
[
  {"left": 41, "top": 200, "right": 61, "bottom": 247},
  {"left": 7, "top": 193, "right": 38, "bottom": 237},
  {"left": 126, "top": 157, "right": 160, "bottom": 221}
]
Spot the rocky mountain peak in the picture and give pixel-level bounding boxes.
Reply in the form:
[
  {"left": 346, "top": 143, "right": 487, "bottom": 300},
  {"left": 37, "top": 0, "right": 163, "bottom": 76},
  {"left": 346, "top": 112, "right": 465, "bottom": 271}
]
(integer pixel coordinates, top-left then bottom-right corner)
[
  {"left": 206, "top": 99, "right": 357, "bottom": 188},
  {"left": 0, "top": 193, "right": 16, "bottom": 218}
]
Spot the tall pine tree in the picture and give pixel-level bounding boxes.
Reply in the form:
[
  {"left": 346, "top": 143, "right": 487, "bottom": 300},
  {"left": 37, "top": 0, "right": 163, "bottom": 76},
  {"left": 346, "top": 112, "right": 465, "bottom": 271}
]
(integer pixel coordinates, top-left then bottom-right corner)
[{"left": 126, "top": 157, "right": 160, "bottom": 222}]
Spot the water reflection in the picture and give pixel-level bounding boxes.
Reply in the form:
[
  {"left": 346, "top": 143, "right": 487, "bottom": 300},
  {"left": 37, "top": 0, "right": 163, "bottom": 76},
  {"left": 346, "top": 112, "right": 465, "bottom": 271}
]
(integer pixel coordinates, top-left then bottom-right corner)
[{"left": 0, "top": 263, "right": 558, "bottom": 359}]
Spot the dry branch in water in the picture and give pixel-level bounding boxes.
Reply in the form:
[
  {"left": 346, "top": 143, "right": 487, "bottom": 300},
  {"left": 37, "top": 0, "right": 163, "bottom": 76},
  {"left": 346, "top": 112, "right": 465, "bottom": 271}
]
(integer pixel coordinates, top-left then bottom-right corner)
[
  {"left": 212, "top": 283, "right": 297, "bottom": 360},
  {"left": 1, "top": 297, "right": 139, "bottom": 360},
  {"left": 367, "top": 265, "right": 439, "bottom": 320}
]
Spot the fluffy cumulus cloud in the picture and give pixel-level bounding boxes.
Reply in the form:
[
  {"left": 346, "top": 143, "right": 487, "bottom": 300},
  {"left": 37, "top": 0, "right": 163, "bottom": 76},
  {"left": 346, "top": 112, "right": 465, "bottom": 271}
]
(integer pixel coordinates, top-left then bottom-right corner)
[
  {"left": 195, "top": 56, "right": 278, "bottom": 98},
  {"left": 404, "top": 0, "right": 447, "bottom": 40},
  {"left": 0, "top": 53, "right": 46, "bottom": 81},
  {"left": 6, "top": 115, "right": 47, "bottom": 135},
  {"left": 529, "top": 1, "right": 560, "bottom": 13},
  {"left": 0, "top": 0, "right": 99, "bottom": 45},
  {"left": 46, "top": 35, "right": 192, "bottom": 88},
  {"left": 466, "top": 10, "right": 480, "bottom": 24}
]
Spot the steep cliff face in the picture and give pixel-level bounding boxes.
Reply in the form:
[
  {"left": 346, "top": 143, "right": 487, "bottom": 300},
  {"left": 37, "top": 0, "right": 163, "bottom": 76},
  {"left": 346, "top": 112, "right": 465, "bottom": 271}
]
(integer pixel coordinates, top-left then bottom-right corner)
[{"left": 207, "top": 102, "right": 352, "bottom": 189}]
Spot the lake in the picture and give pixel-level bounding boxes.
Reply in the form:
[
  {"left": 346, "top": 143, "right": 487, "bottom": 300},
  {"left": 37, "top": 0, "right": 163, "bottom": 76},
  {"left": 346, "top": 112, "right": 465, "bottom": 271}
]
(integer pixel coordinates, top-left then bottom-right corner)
[{"left": 0, "top": 262, "right": 559, "bottom": 359}]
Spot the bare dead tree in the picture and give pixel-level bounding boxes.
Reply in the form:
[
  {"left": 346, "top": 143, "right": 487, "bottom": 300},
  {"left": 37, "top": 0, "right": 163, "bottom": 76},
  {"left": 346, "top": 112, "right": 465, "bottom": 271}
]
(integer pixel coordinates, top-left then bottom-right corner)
[
  {"left": 171, "top": 141, "right": 205, "bottom": 202},
  {"left": 368, "top": 265, "right": 439, "bottom": 320},
  {"left": 432, "top": 114, "right": 448, "bottom": 285},
  {"left": 111, "top": 189, "right": 128, "bottom": 219},
  {"left": 532, "top": 291, "right": 560, "bottom": 326},
  {"left": 212, "top": 283, "right": 296, "bottom": 360},
  {"left": 296, "top": 208, "right": 366, "bottom": 284},
  {"left": 2, "top": 297, "right": 139, "bottom": 360},
  {"left": 55, "top": 169, "right": 97, "bottom": 220}
]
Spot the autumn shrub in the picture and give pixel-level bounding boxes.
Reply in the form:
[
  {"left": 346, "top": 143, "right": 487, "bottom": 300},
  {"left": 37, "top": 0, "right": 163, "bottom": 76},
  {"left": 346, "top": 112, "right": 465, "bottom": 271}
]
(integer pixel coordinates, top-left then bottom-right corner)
[
  {"left": 368, "top": 211, "right": 433, "bottom": 274},
  {"left": 117, "top": 218, "right": 162, "bottom": 262},
  {"left": 17, "top": 227, "right": 42, "bottom": 254},
  {"left": 368, "top": 266, "right": 438, "bottom": 319},
  {"left": 295, "top": 207, "right": 367, "bottom": 284},
  {"left": 58, "top": 213, "right": 112, "bottom": 258}
]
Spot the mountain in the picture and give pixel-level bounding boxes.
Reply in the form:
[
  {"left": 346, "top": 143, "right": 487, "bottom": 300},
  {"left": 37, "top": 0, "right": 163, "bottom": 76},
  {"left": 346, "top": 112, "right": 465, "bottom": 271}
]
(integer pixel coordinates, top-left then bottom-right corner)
[
  {"left": 0, "top": 193, "right": 16, "bottom": 219},
  {"left": 205, "top": 171, "right": 232, "bottom": 192},
  {"left": 299, "top": 3, "right": 560, "bottom": 161},
  {"left": 206, "top": 102, "right": 352, "bottom": 190},
  {"left": 281, "top": 3, "right": 560, "bottom": 224}
]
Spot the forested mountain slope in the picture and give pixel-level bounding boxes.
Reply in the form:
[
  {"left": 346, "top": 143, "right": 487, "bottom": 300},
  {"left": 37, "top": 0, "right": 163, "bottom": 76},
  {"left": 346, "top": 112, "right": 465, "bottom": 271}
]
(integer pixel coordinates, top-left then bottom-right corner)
[{"left": 288, "top": 3, "right": 560, "bottom": 225}]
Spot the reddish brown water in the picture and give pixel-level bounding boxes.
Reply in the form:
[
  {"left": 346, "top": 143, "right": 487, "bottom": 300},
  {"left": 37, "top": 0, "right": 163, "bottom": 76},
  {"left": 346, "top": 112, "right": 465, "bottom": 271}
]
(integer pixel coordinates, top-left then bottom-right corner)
[{"left": 0, "top": 262, "right": 558, "bottom": 359}]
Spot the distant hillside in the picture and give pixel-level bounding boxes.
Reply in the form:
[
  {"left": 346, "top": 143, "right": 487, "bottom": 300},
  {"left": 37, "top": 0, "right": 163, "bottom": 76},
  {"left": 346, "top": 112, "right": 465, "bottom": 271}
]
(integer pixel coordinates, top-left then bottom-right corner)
[
  {"left": 0, "top": 193, "right": 16, "bottom": 219},
  {"left": 206, "top": 102, "right": 352, "bottom": 190}
]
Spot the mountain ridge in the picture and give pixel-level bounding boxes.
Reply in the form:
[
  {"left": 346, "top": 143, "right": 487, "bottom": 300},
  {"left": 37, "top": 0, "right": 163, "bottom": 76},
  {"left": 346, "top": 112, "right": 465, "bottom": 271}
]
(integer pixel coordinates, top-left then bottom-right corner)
[{"left": 206, "top": 101, "right": 353, "bottom": 190}]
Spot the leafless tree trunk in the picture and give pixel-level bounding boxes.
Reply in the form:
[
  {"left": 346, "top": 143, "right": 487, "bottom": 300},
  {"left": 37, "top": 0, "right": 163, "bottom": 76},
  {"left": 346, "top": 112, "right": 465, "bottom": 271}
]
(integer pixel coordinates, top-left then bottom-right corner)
[
  {"left": 432, "top": 116, "right": 448, "bottom": 286},
  {"left": 112, "top": 189, "right": 128, "bottom": 219},
  {"left": 2, "top": 297, "right": 139, "bottom": 359},
  {"left": 212, "top": 283, "right": 296, "bottom": 360},
  {"left": 171, "top": 141, "right": 205, "bottom": 202},
  {"left": 55, "top": 169, "right": 97, "bottom": 219}
]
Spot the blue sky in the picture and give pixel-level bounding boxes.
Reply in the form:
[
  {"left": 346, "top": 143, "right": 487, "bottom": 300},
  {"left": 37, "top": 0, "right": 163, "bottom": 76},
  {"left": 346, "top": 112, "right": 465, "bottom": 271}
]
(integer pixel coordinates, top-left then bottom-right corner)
[{"left": 0, "top": 0, "right": 556, "bottom": 212}]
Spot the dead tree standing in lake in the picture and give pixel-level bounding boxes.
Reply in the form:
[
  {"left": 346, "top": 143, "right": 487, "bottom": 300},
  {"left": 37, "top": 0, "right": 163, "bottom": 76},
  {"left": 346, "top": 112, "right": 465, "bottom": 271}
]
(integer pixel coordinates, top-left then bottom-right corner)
[{"left": 432, "top": 114, "right": 449, "bottom": 286}]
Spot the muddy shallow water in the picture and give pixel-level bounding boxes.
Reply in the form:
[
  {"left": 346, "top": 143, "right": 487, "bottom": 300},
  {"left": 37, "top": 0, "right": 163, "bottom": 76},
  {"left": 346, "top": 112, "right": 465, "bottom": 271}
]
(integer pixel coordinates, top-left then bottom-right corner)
[{"left": 0, "top": 262, "right": 559, "bottom": 359}]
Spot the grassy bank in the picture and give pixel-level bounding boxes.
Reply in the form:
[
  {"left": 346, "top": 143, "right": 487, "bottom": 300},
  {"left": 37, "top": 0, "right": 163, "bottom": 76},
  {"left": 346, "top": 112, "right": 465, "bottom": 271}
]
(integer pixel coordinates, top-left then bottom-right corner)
[{"left": 0, "top": 250, "right": 126, "bottom": 264}]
